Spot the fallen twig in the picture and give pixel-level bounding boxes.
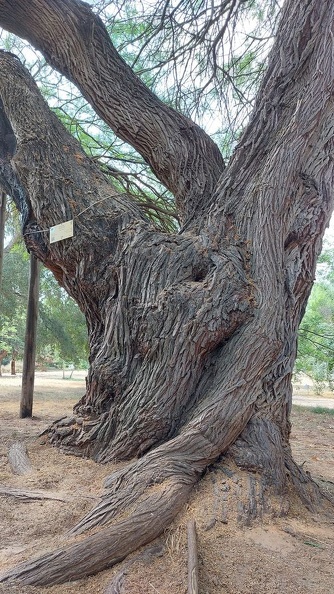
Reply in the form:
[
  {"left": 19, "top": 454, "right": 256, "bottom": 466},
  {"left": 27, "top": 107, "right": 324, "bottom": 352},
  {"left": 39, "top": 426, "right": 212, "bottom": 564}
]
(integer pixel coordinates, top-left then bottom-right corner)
[
  {"left": 0, "top": 486, "right": 71, "bottom": 502},
  {"left": 187, "top": 519, "right": 199, "bottom": 594}
]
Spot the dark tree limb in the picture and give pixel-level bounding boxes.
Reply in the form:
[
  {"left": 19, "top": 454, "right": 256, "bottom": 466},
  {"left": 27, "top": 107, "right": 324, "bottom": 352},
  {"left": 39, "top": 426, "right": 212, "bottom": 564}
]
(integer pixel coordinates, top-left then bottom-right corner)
[
  {"left": 0, "top": 0, "right": 225, "bottom": 223},
  {"left": 0, "top": 49, "right": 143, "bottom": 298}
]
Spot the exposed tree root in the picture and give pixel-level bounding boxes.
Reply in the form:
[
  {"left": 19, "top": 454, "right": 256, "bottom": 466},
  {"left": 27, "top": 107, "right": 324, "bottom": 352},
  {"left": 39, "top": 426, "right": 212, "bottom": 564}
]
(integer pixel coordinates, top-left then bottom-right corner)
[
  {"left": 0, "top": 399, "right": 252, "bottom": 586},
  {"left": 0, "top": 478, "right": 193, "bottom": 586},
  {"left": 284, "top": 453, "right": 323, "bottom": 511},
  {"left": 228, "top": 417, "right": 324, "bottom": 513},
  {"left": 228, "top": 418, "right": 287, "bottom": 493},
  {"left": 104, "top": 543, "right": 164, "bottom": 594},
  {"left": 0, "top": 411, "right": 331, "bottom": 587},
  {"left": 70, "top": 438, "right": 204, "bottom": 535}
]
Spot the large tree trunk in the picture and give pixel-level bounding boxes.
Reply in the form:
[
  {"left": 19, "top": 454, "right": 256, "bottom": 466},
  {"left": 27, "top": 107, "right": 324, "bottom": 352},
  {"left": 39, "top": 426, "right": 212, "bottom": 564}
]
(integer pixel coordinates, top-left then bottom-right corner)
[{"left": 0, "top": 0, "right": 333, "bottom": 586}]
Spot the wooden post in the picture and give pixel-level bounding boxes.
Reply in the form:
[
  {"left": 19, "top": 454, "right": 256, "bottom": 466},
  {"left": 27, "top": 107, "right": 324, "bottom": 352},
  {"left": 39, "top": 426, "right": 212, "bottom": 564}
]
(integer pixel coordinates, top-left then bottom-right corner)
[
  {"left": 20, "top": 254, "right": 40, "bottom": 418},
  {"left": 187, "top": 519, "right": 199, "bottom": 594},
  {"left": 0, "top": 188, "right": 6, "bottom": 289},
  {"left": 11, "top": 349, "right": 18, "bottom": 375}
]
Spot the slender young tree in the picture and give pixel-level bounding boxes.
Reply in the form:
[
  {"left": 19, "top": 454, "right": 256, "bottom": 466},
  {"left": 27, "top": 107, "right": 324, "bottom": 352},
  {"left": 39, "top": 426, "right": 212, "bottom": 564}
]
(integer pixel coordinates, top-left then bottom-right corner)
[
  {"left": 0, "top": 0, "right": 333, "bottom": 586},
  {"left": 20, "top": 254, "right": 40, "bottom": 418},
  {"left": 0, "top": 188, "right": 5, "bottom": 288}
]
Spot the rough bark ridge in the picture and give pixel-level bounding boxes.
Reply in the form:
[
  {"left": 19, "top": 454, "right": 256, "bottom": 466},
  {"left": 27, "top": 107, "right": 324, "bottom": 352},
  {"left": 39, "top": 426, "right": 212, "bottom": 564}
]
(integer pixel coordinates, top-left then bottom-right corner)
[{"left": 0, "top": 0, "right": 333, "bottom": 586}]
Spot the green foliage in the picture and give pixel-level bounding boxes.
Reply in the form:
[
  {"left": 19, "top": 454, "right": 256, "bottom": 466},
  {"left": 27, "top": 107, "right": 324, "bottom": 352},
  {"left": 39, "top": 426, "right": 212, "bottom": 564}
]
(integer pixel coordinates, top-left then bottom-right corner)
[
  {"left": 295, "top": 245, "right": 334, "bottom": 391},
  {"left": 38, "top": 268, "right": 88, "bottom": 366},
  {"left": 51, "top": 96, "right": 178, "bottom": 231},
  {"left": 100, "top": 0, "right": 281, "bottom": 152},
  {"left": 311, "top": 406, "right": 334, "bottom": 415},
  {"left": 0, "top": 242, "right": 28, "bottom": 354},
  {"left": 292, "top": 405, "right": 334, "bottom": 416},
  {"left": 0, "top": 239, "right": 88, "bottom": 367},
  {"left": 318, "top": 247, "right": 334, "bottom": 283}
]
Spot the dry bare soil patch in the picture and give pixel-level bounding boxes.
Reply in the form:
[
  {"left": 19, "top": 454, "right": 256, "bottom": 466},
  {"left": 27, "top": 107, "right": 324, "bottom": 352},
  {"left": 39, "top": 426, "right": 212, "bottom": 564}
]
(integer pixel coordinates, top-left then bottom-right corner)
[{"left": 0, "top": 373, "right": 333, "bottom": 594}]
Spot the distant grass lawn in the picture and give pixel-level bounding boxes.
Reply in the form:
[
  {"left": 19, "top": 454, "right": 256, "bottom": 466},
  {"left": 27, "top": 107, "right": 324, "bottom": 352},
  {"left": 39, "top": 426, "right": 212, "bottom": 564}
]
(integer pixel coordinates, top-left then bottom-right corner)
[{"left": 292, "top": 405, "right": 334, "bottom": 416}]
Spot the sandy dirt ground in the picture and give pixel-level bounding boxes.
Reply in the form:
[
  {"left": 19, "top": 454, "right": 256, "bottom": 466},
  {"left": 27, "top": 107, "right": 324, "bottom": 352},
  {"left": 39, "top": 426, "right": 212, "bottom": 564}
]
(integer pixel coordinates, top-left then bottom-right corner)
[{"left": 0, "top": 372, "right": 333, "bottom": 594}]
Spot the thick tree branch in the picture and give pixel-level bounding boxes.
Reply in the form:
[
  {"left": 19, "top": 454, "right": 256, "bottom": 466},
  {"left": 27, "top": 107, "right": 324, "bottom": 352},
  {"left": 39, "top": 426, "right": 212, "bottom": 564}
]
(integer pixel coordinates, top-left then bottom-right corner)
[
  {"left": 200, "top": 0, "right": 334, "bottom": 357},
  {"left": 0, "top": 50, "right": 145, "bottom": 306},
  {"left": 4, "top": 231, "right": 21, "bottom": 254},
  {"left": 210, "top": 0, "right": 334, "bottom": 227},
  {"left": 0, "top": 0, "right": 225, "bottom": 223}
]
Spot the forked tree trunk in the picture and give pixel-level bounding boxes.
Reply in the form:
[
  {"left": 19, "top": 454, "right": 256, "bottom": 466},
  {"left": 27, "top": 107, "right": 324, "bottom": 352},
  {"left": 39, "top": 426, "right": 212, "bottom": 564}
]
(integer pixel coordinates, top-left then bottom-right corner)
[{"left": 0, "top": 0, "right": 333, "bottom": 586}]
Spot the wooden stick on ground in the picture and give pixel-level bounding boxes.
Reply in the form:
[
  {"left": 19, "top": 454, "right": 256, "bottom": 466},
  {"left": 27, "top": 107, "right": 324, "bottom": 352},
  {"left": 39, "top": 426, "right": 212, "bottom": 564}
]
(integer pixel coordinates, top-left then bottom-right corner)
[
  {"left": 0, "top": 486, "right": 71, "bottom": 502},
  {"left": 187, "top": 519, "right": 199, "bottom": 594}
]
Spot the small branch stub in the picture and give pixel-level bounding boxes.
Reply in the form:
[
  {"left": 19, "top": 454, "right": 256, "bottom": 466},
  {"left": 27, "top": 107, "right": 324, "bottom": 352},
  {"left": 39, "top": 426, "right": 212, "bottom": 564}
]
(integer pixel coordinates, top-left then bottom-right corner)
[
  {"left": 187, "top": 519, "right": 199, "bottom": 594},
  {"left": 8, "top": 442, "right": 32, "bottom": 475}
]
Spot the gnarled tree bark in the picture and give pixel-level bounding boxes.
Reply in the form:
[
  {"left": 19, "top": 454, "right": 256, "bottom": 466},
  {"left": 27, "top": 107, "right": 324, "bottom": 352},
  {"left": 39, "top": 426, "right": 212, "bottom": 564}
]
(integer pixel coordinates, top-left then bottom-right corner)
[{"left": 0, "top": 0, "right": 333, "bottom": 586}]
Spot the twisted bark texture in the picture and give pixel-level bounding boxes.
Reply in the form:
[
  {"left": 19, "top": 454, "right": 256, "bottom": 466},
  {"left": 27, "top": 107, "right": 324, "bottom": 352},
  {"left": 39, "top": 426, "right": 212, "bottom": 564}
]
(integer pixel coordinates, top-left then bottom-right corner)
[{"left": 0, "top": 0, "right": 333, "bottom": 586}]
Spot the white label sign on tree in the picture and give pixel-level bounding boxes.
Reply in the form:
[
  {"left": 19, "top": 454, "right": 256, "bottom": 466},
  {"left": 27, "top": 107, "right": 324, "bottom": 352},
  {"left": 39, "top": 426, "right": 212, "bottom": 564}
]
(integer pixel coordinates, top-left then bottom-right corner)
[{"left": 49, "top": 220, "right": 74, "bottom": 244}]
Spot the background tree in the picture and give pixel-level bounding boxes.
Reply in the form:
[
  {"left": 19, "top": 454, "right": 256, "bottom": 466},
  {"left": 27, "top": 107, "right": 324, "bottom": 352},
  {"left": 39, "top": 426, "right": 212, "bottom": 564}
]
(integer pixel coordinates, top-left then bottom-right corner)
[
  {"left": 295, "top": 244, "right": 334, "bottom": 392},
  {"left": 0, "top": 188, "right": 6, "bottom": 287},
  {"left": 20, "top": 253, "right": 40, "bottom": 417},
  {"left": 0, "top": 0, "right": 333, "bottom": 586},
  {"left": 0, "top": 236, "right": 29, "bottom": 359},
  {"left": 0, "top": 234, "right": 88, "bottom": 367}
]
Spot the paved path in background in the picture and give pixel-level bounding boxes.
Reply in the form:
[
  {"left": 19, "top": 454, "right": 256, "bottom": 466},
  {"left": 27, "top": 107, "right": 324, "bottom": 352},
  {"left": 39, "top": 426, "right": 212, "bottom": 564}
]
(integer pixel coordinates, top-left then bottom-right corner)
[
  {"left": 293, "top": 384, "right": 334, "bottom": 409},
  {"left": 1, "top": 371, "right": 334, "bottom": 409},
  {"left": 292, "top": 394, "right": 334, "bottom": 409}
]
